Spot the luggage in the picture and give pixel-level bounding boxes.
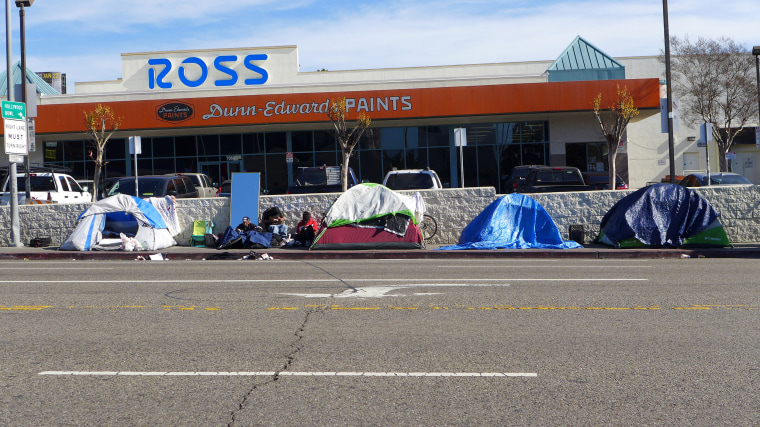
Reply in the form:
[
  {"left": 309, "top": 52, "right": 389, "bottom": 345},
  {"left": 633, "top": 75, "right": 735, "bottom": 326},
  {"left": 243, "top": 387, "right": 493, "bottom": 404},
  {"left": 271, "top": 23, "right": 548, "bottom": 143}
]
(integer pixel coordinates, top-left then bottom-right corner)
[{"left": 30, "top": 237, "right": 52, "bottom": 247}]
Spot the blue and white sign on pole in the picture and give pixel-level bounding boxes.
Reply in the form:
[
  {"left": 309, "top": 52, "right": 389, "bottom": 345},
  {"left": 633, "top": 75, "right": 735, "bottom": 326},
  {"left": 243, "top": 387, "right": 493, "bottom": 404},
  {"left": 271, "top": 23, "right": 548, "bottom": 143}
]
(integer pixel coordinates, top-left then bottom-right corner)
[{"left": 3, "top": 100, "right": 27, "bottom": 157}]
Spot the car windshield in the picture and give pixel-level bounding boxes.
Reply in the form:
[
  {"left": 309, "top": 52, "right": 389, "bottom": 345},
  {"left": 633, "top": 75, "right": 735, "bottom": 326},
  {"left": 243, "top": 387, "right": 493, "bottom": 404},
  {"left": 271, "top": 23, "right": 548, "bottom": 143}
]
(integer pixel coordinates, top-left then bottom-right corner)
[
  {"left": 710, "top": 174, "right": 751, "bottom": 185},
  {"left": 386, "top": 173, "right": 434, "bottom": 190},
  {"left": 17, "top": 176, "right": 57, "bottom": 192},
  {"left": 108, "top": 178, "right": 166, "bottom": 197},
  {"left": 296, "top": 168, "right": 327, "bottom": 185}
]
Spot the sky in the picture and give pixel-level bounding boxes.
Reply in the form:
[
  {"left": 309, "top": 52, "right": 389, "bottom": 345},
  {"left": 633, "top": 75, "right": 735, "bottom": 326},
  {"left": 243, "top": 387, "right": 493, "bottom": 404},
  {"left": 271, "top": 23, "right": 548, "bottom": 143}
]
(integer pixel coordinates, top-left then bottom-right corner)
[{"left": 5, "top": 0, "right": 759, "bottom": 93}]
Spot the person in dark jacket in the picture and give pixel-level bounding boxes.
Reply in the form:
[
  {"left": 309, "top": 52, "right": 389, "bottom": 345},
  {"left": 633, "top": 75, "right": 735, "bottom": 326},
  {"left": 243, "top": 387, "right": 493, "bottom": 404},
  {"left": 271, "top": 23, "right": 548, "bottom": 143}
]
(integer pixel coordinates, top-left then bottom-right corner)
[{"left": 235, "top": 216, "right": 260, "bottom": 233}]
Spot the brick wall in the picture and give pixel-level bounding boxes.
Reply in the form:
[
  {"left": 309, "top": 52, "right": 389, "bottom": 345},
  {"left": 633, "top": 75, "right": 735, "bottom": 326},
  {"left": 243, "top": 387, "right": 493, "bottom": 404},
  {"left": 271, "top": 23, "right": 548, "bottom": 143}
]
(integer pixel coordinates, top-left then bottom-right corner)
[{"left": 1, "top": 185, "right": 758, "bottom": 247}]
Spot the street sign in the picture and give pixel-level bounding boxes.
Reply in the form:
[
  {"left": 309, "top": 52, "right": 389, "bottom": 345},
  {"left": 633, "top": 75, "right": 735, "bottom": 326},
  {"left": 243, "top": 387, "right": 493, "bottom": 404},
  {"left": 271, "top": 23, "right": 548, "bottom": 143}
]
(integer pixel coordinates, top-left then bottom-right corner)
[
  {"left": 4, "top": 117, "right": 28, "bottom": 155},
  {"left": 3, "top": 101, "right": 28, "bottom": 155},
  {"left": 2, "top": 100, "right": 26, "bottom": 120},
  {"left": 27, "top": 118, "right": 35, "bottom": 152}
]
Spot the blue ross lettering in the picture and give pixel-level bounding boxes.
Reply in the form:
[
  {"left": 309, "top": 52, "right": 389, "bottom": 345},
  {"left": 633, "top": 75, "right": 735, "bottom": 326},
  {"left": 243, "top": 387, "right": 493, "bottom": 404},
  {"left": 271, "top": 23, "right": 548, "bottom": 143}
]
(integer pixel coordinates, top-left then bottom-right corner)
[
  {"left": 214, "top": 55, "right": 238, "bottom": 87},
  {"left": 243, "top": 54, "right": 268, "bottom": 85},
  {"left": 178, "top": 57, "right": 208, "bottom": 87},
  {"left": 148, "top": 58, "right": 172, "bottom": 89}
]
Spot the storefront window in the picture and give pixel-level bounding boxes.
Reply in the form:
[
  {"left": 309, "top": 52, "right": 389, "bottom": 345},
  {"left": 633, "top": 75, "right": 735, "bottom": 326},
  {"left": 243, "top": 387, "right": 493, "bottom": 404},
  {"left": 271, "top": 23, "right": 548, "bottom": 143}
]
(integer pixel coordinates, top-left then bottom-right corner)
[
  {"left": 243, "top": 133, "right": 266, "bottom": 154},
  {"left": 175, "top": 136, "right": 196, "bottom": 157},
  {"left": 220, "top": 134, "right": 242, "bottom": 155},
  {"left": 265, "top": 132, "right": 287, "bottom": 153},
  {"left": 105, "top": 138, "right": 126, "bottom": 160},
  {"left": 291, "top": 131, "right": 313, "bottom": 152},
  {"left": 314, "top": 130, "right": 336, "bottom": 151},
  {"left": 153, "top": 137, "right": 174, "bottom": 157},
  {"left": 198, "top": 135, "right": 219, "bottom": 156}
]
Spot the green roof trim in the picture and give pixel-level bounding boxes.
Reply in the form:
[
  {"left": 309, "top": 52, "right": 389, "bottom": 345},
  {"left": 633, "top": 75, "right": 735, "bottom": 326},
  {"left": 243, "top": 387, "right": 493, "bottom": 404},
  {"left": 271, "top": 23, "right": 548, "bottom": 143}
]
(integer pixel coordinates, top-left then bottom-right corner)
[
  {"left": 0, "top": 61, "right": 61, "bottom": 96},
  {"left": 547, "top": 36, "right": 625, "bottom": 82}
]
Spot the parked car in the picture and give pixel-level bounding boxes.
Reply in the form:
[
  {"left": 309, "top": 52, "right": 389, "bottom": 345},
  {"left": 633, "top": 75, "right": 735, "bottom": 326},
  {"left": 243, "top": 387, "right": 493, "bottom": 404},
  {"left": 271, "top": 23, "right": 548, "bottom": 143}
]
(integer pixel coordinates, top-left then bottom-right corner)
[
  {"left": 106, "top": 175, "right": 198, "bottom": 199},
  {"left": 217, "top": 179, "right": 232, "bottom": 197},
  {"left": 677, "top": 172, "right": 752, "bottom": 187},
  {"left": 515, "top": 166, "right": 591, "bottom": 193},
  {"left": 582, "top": 172, "right": 629, "bottom": 190},
  {"left": 382, "top": 168, "right": 443, "bottom": 190},
  {"left": 166, "top": 173, "right": 217, "bottom": 198},
  {"left": 502, "top": 165, "right": 547, "bottom": 193},
  {"left": 287, "top": 165, "right": 359, "bottom": 194},
  {"left": 0, "top": 172, "right": 90, "bottom": 205}
]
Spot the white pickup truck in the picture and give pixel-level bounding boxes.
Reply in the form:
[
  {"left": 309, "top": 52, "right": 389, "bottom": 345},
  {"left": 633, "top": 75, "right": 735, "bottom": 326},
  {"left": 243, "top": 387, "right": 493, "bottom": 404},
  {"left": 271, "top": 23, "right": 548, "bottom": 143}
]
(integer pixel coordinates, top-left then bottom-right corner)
[{"left": 0, "top": 172, "right": 90, "bottom": 205}]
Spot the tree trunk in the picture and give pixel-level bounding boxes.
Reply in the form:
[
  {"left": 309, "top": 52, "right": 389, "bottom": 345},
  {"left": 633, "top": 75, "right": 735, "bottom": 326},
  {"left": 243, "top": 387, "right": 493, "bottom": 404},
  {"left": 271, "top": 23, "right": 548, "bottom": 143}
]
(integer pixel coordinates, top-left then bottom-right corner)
[
  {"left": 92, "top": 150, "right": 104, "bottom": 202},
  {"left": 608, "top": 141, "right": 617, "bottom": 191},
  {"left": 341, "top": 150, "right": 351, "bottom": 192}
]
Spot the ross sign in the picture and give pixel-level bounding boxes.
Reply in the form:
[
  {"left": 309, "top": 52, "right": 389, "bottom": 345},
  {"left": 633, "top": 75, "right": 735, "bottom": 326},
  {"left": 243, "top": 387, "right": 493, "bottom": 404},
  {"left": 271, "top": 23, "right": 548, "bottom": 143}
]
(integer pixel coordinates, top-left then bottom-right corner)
[
  {"left": 3, "top": 101, "right": 27, "bottom": 155},
  {"left": 148, "top": 54, "right": 268, "bottom": 90}
]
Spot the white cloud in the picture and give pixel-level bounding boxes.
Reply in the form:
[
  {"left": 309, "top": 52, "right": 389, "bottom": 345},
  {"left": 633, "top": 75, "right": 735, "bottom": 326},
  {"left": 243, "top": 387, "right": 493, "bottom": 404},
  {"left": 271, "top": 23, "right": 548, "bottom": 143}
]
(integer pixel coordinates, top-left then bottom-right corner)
[{"left": 16, "top": 0, "right": 760, "bottom": 87}]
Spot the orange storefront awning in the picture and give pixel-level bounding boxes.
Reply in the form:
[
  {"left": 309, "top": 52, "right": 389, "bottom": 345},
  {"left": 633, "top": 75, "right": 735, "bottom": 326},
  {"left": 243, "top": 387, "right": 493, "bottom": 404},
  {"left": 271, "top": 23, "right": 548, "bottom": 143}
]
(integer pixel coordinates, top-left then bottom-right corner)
[{"left": 36, "top": 78, "right": 661, "bottom": 134}]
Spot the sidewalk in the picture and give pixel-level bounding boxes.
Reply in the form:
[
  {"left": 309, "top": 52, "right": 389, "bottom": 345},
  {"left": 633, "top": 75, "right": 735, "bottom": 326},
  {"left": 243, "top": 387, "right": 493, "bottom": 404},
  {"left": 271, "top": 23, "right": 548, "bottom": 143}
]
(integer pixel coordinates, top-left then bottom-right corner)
[{"left": 1, "top": 243, "right": 759, "bottom": 260}]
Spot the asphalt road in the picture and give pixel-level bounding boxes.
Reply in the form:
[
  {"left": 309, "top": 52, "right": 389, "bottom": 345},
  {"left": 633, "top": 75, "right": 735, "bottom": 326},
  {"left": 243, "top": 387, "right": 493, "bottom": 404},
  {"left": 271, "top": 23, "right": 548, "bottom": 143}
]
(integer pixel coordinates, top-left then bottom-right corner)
[{"left": 1, "top": 258, "right": 758, "bottom": 426}]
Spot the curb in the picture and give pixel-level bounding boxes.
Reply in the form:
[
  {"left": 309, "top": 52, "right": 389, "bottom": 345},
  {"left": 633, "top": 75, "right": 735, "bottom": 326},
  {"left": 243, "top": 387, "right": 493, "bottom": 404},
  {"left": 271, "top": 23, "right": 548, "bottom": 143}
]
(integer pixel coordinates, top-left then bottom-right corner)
[{"left": 1, "top": 246, "right": 759, "bottom": 260}]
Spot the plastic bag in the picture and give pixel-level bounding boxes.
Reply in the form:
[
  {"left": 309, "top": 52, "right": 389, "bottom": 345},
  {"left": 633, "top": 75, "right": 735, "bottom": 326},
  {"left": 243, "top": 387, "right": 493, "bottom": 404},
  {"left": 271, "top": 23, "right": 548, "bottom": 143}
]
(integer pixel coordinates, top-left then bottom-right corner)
[{"left": 120, "top": 233, "right": 144, "bottom": 251}]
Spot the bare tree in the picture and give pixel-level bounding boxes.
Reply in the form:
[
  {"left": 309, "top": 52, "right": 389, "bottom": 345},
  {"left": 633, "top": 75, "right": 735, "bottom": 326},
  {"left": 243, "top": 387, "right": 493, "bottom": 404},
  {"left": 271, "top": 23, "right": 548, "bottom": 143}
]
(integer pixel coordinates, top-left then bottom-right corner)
[
  {"left": 83, "top": 104, "right": 123, "bottom": 202},
  {"left": 326, "top": 98, "right": 371, "bottom": 191},
  {"left": 593, "top": 85, "right": 639, "bottom": 190},
  {"left": 664, "top": 36, "right": 758, "bottom": 171}
]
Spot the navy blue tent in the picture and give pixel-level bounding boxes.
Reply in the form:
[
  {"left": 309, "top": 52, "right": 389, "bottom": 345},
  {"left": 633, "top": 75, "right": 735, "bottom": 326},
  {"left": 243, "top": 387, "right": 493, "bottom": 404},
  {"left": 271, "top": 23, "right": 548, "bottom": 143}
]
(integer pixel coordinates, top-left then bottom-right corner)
[
  {"left": 439, "top": 194, "right": 582, "bottom": 250},
  {"left": 597, "top": 184, "right": 728, "bottom": 248}
]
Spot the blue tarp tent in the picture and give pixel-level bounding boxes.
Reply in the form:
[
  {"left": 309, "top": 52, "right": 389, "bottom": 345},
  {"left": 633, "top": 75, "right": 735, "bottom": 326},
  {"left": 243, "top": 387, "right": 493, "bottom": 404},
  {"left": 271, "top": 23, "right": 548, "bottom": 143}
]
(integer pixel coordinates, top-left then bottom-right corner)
[
  {"left": 439, "top": 194, "right": 582, "bottom": 250},
  {"left": 597, "top": 183, "right": 729, "bottom": 248}
]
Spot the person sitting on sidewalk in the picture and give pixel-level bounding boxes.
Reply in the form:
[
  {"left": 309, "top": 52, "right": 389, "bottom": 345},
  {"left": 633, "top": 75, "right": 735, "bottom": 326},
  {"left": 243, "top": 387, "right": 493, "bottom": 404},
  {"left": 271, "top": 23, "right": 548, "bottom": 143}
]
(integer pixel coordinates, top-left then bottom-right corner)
[
  {"left": 235, "top": 216, "right": 261, "bottom": 233},
  {"left": 294, "top": 211, "right": 318, "bottom": 246},
  {"left": 261, "top": 206, "right": 288, "bottom": 239}
]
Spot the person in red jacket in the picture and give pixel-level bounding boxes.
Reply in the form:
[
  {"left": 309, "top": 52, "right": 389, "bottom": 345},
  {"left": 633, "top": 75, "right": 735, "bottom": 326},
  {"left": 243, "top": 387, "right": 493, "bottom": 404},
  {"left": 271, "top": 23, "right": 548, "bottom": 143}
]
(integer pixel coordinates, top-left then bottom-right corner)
[{"left": 294, "top": 211, "right": 318, "bottom": 246}]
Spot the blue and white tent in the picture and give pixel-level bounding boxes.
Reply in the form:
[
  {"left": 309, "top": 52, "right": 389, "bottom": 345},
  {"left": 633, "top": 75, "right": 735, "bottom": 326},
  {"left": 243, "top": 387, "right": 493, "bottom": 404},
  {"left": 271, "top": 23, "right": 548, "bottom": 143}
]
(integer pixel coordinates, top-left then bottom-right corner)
[{"left": 60, "top": 195, "right": 180, "bottom": 251}]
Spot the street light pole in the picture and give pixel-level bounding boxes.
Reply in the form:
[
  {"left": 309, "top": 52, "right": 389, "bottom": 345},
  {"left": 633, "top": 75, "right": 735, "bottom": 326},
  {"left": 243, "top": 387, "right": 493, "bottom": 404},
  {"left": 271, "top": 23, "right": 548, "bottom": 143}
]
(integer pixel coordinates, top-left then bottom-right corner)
[
  {"left": 5, "top": 0, "right": 21, "bottom": 246},
  {"left": 16, "top": 0, "right": 31, "bottom": 200},
  {"left": 753, "top": 46, "right": 760, "bottom": 129},
  {"left": 662, "top": 0, "right": 676, "bottom": 183}
]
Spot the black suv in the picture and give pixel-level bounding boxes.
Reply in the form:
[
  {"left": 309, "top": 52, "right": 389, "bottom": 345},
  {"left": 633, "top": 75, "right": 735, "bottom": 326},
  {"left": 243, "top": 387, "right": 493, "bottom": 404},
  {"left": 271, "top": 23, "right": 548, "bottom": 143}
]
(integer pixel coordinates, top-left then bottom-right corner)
[{"left": 106, "top": 175, "right": 198, "bottom": 199}]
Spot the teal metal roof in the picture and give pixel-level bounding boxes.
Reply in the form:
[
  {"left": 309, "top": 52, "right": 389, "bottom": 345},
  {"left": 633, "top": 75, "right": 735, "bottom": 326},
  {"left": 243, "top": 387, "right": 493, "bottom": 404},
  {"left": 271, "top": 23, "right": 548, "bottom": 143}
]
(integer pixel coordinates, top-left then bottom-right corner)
[
  {"left": 547, "top": 36, "right": 625, "bottom": 82},
  {"left": 0, "top": 61, "right": 61, "bottom": 96}
]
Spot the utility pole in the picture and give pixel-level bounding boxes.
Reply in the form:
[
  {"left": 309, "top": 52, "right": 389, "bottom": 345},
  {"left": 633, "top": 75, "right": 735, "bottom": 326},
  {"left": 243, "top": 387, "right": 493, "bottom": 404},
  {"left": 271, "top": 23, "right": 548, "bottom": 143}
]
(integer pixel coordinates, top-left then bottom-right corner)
[{"left": 663, "top": 0, "right": 676, "bottom": 183}]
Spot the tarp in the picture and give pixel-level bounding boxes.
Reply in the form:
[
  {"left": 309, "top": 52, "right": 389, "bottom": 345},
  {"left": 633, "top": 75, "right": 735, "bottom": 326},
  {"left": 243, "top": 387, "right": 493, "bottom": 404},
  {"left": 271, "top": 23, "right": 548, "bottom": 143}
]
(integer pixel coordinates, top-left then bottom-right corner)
[
  {"left": 438, "top": 194, "right": 582, "bottom": 250},
  {"left": 312, "top": 183, "right": 424, "bottom": 249},
  {"left": 217, "top": 227, "right": 273, "bottom": 249},
  {"left": 60, "top": 195, "right": 179, "bottom": 251},
  {"left": 597, "top": 183, "right": 728, "bottom": 248}
]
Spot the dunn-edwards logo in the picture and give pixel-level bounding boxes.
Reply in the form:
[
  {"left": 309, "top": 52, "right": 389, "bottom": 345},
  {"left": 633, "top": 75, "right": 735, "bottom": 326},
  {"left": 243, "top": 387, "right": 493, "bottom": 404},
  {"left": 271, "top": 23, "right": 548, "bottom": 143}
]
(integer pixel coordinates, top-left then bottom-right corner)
[{"left": 156, "top": 101, "right": 194, "bottom": 123}]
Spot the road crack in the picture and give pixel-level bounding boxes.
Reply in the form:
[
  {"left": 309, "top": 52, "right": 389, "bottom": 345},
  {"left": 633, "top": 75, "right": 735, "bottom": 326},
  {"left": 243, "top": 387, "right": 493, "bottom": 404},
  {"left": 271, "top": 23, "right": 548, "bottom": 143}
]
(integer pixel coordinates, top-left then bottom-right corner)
[{"left": 228, "top": 305, "right": 325, "bottom": 426}]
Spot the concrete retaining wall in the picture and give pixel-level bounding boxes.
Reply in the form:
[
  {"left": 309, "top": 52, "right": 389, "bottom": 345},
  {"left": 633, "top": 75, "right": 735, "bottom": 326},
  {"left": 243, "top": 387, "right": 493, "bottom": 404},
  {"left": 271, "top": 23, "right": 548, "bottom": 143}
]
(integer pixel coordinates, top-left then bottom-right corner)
[{"left": 2, "top": 185, "right": 758, "bottom": 247}]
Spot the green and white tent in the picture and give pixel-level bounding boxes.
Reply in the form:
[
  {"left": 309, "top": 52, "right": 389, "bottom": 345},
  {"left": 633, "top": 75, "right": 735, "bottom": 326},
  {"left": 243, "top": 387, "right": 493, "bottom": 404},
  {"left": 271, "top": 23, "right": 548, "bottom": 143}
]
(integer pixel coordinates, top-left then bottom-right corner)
[{"left": 312, "top": 183, "right": 425, "bottom": 250}]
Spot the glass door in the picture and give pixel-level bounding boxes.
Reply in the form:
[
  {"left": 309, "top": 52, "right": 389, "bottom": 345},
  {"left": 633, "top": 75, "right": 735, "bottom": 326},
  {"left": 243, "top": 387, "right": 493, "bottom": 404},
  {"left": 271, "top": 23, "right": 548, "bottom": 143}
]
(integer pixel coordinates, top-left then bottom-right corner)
[{"left": 200, "top": 161, "right": 243, "bottom": 186}]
